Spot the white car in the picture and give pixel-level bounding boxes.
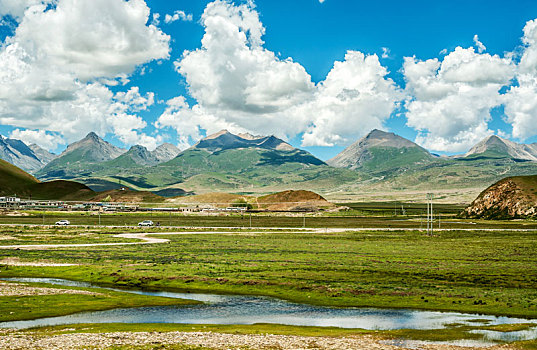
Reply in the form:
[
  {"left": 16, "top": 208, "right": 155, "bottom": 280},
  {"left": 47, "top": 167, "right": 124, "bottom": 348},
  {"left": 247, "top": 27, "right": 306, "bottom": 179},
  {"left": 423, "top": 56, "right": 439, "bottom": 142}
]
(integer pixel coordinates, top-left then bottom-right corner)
[
  {"left": 55, "top": 220, "right": 70, "bottom": 225},
  {"left": 138, "top": 220, "right": 154, "bottom": 227}
]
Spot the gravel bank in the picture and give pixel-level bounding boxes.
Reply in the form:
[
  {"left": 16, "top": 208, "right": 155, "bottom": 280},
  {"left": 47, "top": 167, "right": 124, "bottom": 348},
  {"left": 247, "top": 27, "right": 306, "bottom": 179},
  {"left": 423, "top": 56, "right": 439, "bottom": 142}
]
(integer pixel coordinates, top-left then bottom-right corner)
[
  {"left": 0, "top": 281, "right": 102, "bottom": 297},
  {"left": 0, "top": 330, "right": 518, "bottom": 350}
]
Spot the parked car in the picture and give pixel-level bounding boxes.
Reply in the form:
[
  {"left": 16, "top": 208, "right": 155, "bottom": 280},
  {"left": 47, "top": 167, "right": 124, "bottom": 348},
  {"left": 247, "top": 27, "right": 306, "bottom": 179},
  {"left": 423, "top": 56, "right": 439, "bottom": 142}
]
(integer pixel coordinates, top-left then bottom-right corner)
[
  {"left": 138, "top": 220, "right": 154, "bottom": 227},
  {"left": 55, "top": 220, "right": 70, "bottom": 225}
]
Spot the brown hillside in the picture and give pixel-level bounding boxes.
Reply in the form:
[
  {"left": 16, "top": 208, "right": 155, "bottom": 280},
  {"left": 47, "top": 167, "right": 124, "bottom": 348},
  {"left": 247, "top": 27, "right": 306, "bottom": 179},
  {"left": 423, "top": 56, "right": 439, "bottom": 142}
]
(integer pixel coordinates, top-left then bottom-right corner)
[
  {"left": 167, "top": 192, "right": 255, "bottom": 208},
  {"left": 462, "top": 175, "right": 537, "bottom": 219},
  {"left": 29, "top": 180, "right": 95, "bottom": 201},
  {"left": 91, "top": 188, "right": 164, "bottom": 203},
  {"left": 0, "top": 159, "right": 39, "bottom": 196},
  {"left": 257, "top": 190, "right": 335, "bottom": 211},
  {"left": 0, "top": 159, "right": 95, "bottom": 200}
]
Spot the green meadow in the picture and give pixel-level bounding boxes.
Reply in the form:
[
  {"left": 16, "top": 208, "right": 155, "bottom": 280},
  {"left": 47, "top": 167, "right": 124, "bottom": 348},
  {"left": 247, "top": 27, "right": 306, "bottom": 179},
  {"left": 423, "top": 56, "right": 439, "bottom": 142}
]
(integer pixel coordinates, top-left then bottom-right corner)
[{"left": 1, "top": 220, "right": 537, "bottom": 348}]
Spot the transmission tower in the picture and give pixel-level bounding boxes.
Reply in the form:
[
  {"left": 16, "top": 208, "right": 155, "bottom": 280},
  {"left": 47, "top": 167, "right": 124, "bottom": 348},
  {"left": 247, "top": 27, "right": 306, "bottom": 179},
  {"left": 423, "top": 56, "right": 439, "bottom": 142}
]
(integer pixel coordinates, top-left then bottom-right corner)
[{"left": 426, "top": 193, "right": 434, "bottom": 236}]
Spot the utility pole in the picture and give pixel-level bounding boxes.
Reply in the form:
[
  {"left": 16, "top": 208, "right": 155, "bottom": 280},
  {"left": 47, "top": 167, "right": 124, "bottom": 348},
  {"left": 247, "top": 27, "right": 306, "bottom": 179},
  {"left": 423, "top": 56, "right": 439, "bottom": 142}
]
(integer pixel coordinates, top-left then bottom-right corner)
[
  {"left": 249, "top": 213, "right": 252, "bottom": 228},
  {"left": 426, "top": 193, "right": 434, "bottom": 236}
]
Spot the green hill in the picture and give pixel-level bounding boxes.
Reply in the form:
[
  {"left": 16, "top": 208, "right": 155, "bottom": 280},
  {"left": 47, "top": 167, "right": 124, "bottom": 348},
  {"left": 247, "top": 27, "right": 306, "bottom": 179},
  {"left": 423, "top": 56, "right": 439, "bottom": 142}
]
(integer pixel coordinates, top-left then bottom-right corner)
[
  {"left": 0, "top": 159, "right": 95, "bottom": 200},
  {"left": 42, "top": 131, "right": 361, "bottom": 194},
  {"left": 37, "top": 132, "right": 125, "bottom": 180},
  {"left": 0, "top": 158, "right": 40, "bottom": 196}
]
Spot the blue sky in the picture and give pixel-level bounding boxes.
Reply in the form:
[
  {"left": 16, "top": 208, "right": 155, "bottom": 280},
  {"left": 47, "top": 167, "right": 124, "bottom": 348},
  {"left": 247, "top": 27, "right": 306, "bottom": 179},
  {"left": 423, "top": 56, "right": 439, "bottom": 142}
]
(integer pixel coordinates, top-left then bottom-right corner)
[{"left": 1, "top": 0, "right": 537, "bottom": 160}]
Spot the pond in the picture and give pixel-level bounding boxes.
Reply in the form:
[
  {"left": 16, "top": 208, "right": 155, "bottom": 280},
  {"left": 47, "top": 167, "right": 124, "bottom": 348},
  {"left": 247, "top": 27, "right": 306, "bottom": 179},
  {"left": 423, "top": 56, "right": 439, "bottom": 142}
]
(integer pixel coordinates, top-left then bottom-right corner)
[{"left": 1, "top": 277, "right": 536, "bottom": 345}]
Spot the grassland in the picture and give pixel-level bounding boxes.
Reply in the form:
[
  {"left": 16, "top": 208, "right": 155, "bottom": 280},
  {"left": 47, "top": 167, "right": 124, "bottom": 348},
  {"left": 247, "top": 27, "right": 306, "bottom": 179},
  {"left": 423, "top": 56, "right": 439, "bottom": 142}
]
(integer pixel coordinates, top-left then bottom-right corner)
[
  {"left": 1, "top": 226, "right": 537, "bottom": 319},
  {"left": 3, "top": 208, "right": 537, "bottom": 230},
  {"left": 0, "top": 280, "right": 197, "bottom": 322}
]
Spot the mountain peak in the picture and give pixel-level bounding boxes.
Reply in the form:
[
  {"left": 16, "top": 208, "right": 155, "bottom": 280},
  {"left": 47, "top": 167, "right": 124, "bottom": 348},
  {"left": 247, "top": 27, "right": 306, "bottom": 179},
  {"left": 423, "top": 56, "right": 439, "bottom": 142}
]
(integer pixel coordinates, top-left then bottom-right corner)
[
  {"left": 194, "top": 130, "right": 295, "bottom": 153},
  {"left": 85, "top": 131, "right": 100, "bottom": 140},
  {"left": 204, "top": 129, "right": 232, "bottom": 140},
  {"left": 366, "top": 129, "right": 390, "bottom": 138},
  {"left": 0, "top": 135, "right": 46, "bottom": 173},
  {"left": 129, "top": 145, "right": 148, "bottom": 152},
  {"left": 237, "top": 132, "right": 263, "bottom": 141},
  {"left": 465, "top": 134, "right": 537, "bottom": 161},
  {"left": 153, "top": 143, "right": 181, "bottom": 162},
  {"left": 328, "top": 129, "right": 432, "bottom": 170},
  {"left": 39, "top": 132, "right": 126, "bottom": 175}
]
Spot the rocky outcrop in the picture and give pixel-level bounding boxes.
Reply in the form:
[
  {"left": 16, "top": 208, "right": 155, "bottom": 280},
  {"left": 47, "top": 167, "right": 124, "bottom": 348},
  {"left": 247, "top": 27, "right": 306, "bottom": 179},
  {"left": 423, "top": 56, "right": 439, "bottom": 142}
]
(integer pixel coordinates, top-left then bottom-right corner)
[
  {"left": 462, "top": 175, "right": 537, "bottom": 219},
  {"left": 152, "top": 143, "right": 181, "bottom": 162}
]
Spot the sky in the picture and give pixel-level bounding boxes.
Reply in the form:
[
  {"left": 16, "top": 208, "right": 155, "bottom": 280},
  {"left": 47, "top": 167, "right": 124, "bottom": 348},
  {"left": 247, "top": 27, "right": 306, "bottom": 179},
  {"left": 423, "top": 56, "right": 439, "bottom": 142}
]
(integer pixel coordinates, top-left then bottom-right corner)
[{"left": 1, "top": 0, "right": 537, "bottom": 160}]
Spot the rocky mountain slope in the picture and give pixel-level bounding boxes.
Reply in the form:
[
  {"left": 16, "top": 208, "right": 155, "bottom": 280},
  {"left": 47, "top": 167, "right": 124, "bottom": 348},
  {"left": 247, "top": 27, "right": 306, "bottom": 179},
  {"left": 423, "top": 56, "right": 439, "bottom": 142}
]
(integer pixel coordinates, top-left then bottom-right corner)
[
  {"left": 194, "top": 130, "right": 295, "bottom": 152},
  {"left": 152, "top": 143, "right": 181, "bottom": 162},
  {"left": 36, "top": 132, "right": 126, "bottom": 179},
  {"left": 0, "top": 135, "right": 49, "bottom": 173},
  {"left": 104, "top": 145, "right": 160, "bottom": 167},
  {"left": 25, "top": 128, "right": 537, "bottom": 201},
  {"left": 463, "top": 135, "right": 537, "bottom": 160},
  {"left": 29, "top": 144, "right": 57, "bottom": 165},
  {"left": 327, "top": 129, "right": 434, "bottom": 172},
  {"left": 462, "top": 175, "right": 537, "bottom": 218}
]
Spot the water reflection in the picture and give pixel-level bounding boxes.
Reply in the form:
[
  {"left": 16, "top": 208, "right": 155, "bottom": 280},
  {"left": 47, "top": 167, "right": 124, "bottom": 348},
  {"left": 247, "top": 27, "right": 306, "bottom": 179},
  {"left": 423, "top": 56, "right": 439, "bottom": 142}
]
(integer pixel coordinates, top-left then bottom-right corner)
[{"left": 1, "top": 277, "right": 536, "bottom": 343}]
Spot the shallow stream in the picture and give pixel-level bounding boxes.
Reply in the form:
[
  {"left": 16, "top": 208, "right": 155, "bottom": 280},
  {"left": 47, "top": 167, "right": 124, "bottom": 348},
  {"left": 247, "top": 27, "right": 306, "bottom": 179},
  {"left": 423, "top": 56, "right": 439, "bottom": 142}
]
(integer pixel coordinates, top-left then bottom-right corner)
[{"left": 2, "top": 277, "right": 536, "bottom": 346}]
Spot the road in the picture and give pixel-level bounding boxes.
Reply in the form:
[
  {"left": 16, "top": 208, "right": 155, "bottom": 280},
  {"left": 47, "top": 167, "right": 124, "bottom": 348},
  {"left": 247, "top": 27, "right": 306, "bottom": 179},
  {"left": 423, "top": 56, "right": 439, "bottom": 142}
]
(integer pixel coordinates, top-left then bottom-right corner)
[
  {"left": 0, "top": 231, "right": 307, "bottom": 250},
  {"left": 0, "top": 226, "right": 536, "bottom": 250}
]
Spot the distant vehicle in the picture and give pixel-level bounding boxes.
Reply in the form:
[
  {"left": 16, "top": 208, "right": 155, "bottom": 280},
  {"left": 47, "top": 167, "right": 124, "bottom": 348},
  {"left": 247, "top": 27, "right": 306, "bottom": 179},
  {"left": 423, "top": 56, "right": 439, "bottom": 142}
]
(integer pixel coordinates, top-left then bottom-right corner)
[
  {"left": 55, "top": 220, "right": 70, "bottom": 225},
  {"left": 138, "top": 220, "right": 154, "bottom": 226}
]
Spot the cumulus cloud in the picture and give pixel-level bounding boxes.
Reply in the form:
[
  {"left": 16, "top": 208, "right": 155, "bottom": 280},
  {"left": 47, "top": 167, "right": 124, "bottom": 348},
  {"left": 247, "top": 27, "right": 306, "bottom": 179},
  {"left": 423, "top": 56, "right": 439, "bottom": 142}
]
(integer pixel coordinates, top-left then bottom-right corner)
[
  {"left": 473, "top": 34, "right": 486, "bottom": 53},
  {"left": 9, "top": 128, "right": 63, "bottom": 150},
  {"left": 13, "top": 0, "right": 170, "bottom": 80},
  {"left": 0, "top": 0, "right": 170, "bottom": 150},
  {"left": 0, "top": 0, "right": 53, "bottom": 19},
  {"left": 299, "top": 51, "right": 402, "bottom": 146},
  {"left": 156, "top": 96, "right": 243, "bottom": 150},
  {"left": 161, "top": 0, "right": 400, "bottom": 148},
  {"left": 504, "top": 19, "right": 537, "bottom": 139},
  {"left": 164, "top": 10, "right": 192, "bottom": 24},
  {"left": 403, "top": 47, "right": 515, "bottom": 152}
]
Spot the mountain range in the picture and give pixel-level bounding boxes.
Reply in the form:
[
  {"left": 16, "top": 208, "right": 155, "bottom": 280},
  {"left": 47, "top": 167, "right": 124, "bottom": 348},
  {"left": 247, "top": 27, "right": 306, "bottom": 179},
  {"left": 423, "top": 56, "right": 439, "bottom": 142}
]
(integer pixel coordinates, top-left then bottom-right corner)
[
  {"left": 3, "top": 129, "right": 537, "bottom": 201},
  {"left": 0, "top": 135, "right": 55, "bottom": 173}
]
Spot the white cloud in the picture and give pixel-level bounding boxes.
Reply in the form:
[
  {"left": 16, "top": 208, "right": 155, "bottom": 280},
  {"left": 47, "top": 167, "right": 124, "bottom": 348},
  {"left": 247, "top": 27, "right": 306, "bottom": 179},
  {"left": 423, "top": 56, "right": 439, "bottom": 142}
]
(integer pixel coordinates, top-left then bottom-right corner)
[
  {"left": 504, "top": 19, "right": 537, "bottom": 140},
  {"left": 164, "top": 0, "right": 400, "bottom": 148},
  {"left": 0, "top": 0, "right": 53, "bottom": 19},
  {"left": 156, "top": 96, "right": 243, "bottom": 150},
  {"left": 13, "top": 0, "right": 170, "bottom": 81},
  {"left": 473, "top": 34, "right": 486, "bottom": 53},
  {"left": 404, "top": 47, "right": 515, "bottom": 152},
  {"left": 299, "top": 51, "right": 402, "bottom": 146},
  {"left": 381, "top": 47, "right": 390, "bottom": 59},
  {"left": 164, "top": 10, "right": 192, "bottom": 24},
  {"left": 0, "top": 0, "right": 169, "bottom": 148},
  {"left": 9, "top": 128, "right": 63, "bottom": 151},
  {"left": 151, "top": 12, "right": 160, "bottom": 26}
]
